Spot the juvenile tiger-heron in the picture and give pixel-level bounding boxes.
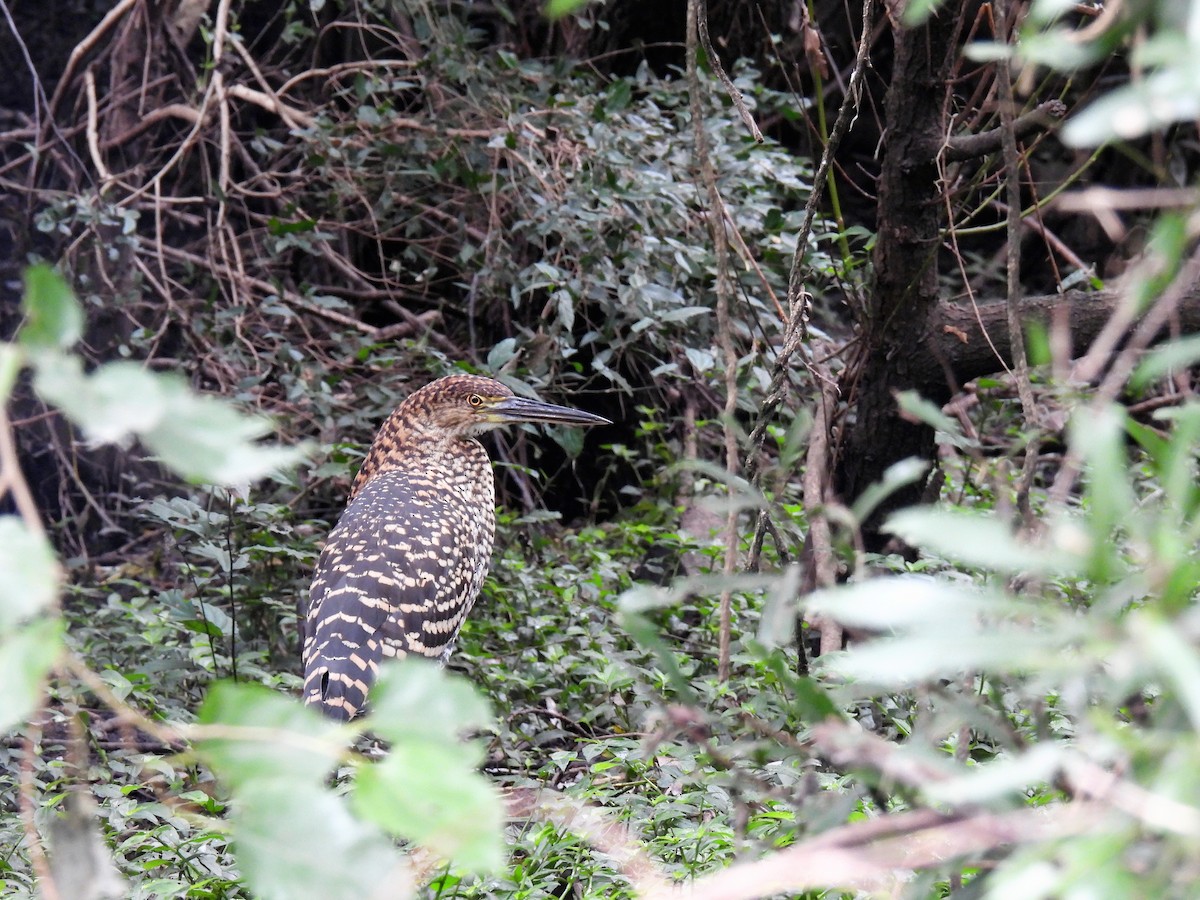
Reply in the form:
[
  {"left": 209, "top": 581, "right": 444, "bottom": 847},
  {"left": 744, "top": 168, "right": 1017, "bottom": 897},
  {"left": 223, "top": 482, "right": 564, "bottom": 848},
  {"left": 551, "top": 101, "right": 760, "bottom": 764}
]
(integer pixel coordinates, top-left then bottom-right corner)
[{"left": 302, "top": 374, "right": 609, "bottom": 720}]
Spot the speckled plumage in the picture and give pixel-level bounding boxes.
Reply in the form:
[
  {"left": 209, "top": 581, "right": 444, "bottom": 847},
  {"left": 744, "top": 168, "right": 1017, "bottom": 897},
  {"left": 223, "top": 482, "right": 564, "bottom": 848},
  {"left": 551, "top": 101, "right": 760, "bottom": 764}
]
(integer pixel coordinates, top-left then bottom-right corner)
[{"left": 302, "top": 374, "right": 607, "bottom": 720}]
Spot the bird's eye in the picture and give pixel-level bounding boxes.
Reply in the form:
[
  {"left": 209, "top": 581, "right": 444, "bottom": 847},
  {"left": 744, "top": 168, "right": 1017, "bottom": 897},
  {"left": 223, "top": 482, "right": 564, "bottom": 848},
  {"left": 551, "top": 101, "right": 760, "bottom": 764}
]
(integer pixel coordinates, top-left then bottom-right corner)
[{"left": 467, "top": 393, "right": 484, "bottom": 407}]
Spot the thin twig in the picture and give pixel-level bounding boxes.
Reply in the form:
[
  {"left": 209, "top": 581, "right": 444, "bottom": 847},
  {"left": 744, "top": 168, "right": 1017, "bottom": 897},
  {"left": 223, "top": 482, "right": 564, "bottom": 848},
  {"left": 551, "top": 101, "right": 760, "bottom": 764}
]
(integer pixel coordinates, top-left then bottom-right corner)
[
  {"left": 942, "top": 99, "right": 1065, "bottom": 161},
  {"left": 0, "top": 407, "right": 46, "bottom": 537},
  {"left": 84, "top": 70, "right": 112, "bottom": 188},
  {"left": 43, "top": 0, "right": 138, "bottom": 123},
  {"left": 228, "top": 41, "right": 315, "bottom": 129},
  {"left": 695, "top": 2, "right": 763, "bottom": 142},
  {"left": 225, "top": 84, "right": 316, "bottom": 130},
  {"left": 19, "top": 725, "right": 60, "bottom": 900},
  {"left": 801, "top": 371, "right": 842, "bottom": 654},
  {"left": 667, "top": 802, "right": 1109, "bottom": 900},
  {"left": 995, "top": 0, "right": 1041, "bottom": 523},
  {"left": 686, "top": 0, "right": 740, "bottom": 682},
  {"left": 783, "top": 0, "right": 875, "bottom": 324}
]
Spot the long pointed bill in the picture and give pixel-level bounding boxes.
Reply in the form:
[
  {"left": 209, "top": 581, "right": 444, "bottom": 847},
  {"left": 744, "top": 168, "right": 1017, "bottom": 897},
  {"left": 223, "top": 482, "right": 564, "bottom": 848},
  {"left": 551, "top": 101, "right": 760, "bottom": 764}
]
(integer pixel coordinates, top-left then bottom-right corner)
[{"left": 490, "top": 395, "right": 611, "bottom": 427}]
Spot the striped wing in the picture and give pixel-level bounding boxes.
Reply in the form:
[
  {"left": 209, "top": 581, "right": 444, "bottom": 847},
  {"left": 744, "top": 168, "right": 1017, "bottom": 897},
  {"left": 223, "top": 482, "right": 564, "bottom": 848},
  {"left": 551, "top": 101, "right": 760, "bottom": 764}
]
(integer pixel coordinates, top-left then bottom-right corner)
[{"left": 301, "top": 469, "right": 494, "bottom": 720}]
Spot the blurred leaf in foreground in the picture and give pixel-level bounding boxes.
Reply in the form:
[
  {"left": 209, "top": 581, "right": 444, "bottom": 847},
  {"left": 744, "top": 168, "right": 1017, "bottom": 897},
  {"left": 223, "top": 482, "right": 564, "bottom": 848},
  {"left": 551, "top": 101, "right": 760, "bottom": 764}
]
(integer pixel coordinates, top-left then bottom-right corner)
[
  {"left": 19, "top": 264, "right": 83, "bottom": 351},
  {"left": 0, "top": 516, "right": 60, "bottom": 629},
  {"left": 34, "top": 355, "right": 307, "bottom": 485}
]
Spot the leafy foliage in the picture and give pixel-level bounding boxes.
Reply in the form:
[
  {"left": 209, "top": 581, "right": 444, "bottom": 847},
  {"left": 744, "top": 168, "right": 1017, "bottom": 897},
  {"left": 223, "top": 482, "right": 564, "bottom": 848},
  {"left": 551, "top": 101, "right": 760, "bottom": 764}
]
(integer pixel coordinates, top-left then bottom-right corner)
[{"left": 4, "top": 0, "right": 1200, "bottom": 898}]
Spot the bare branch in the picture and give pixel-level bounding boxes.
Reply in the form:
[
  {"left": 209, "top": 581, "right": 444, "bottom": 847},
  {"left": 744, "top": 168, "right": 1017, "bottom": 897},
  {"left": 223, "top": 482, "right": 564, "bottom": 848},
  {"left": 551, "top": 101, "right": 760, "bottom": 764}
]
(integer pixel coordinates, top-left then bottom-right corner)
[{"left": 943, "top": 100, "right": 1066, "bottom": 162}]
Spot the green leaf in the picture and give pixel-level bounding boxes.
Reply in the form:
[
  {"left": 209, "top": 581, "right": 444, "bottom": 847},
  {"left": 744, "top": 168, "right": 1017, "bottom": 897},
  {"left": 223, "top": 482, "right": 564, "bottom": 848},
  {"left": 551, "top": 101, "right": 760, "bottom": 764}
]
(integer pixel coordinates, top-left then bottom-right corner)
[
  {"left": 1063, "top": 63, "right": 1200, "bottom": 146},
  {"left": 34, "top": 355, "right": 167, "bottom": 441},
  {"left": 850, "top": 457, "right": 930, "bottom": 526},
  {"left": 1007, "top": 30, "right": 1113, "bottom": 71},
  {"left": 885, "top": 507, "right": 1084, "bottom": 576},
  {"left": 806, "top": 577, "right": 1080, "bottom": 688},
  {"left": 617, "top": 599, "right": 699, "bottom": 704},
  {"left": 365, "top": 660, "right": 493, "bottom": 744},
  {"left": 925, "top": 743, "right": 1067, "bottom": 805},
  {"left": 1071, "top": 404, "right": 1134, "bottom": 581},
  {"left": 896, "top": 390, "right": 976, "bottom": 450},
  {"left": 233, "top": 783, "right": 413, "bottom": 900},
  {"left": 756, "top": 650, "right": 842, "bottom": 722},
  {"left": 659, "top": 306, "right": 712, "bottom": 323},
  {"left": 195, "top": 682, "right": 343, "bottom": 790},
  {"left": 902, "top": 0, "right": 947, "bottom": 26},
  {"left": 544, "top": 0, "right": 590, "bottom": 20},
  {"left": 0, "top": 618, "right": 64, "bottom": 733},
  {"left": 0, "top": 517, "right": 60, "bottom": 630},
  {"left": 0, "top": 344, "right": 23, "bottom": 405},
  {"left": 354, "top": 742, "right": 505, "bottom": 872},
  {"left": 34, "top": 356, "right": 307, "bottom": 485},
  {"left": 1132, "top": 334, "right": 1200, "bottom": 390},
  {"left": 267, "top": 217, "right": 317, "bottom": 236},
  {"left": 805, "top": 575, "right": 994, "bottom": 632},
  {"left": 141, "top": 388, "right": 308, "bottom": 485},
  {"left": 819, "top": 626, "right": 1061, "bottom": 688},
  {"left": 756, "top": 564, "right": 801, "bottom": 648},
  {"left": 1129, "top": 613, "right": 1200, "bottom": 732},
  {"left": 1150, "top": 403, "right": 1200, "bottom": 530},
  {"left": 20, "top": 265, "right": 83, "bottom": 350}
]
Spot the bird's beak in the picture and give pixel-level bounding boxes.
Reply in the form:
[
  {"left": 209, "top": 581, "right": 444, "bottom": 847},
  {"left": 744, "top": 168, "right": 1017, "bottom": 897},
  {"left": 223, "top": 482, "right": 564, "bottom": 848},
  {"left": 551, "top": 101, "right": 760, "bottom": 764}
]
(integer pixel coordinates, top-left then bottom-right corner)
[{"left": 489, "top": 395, "right": 611, "bottom": 427}]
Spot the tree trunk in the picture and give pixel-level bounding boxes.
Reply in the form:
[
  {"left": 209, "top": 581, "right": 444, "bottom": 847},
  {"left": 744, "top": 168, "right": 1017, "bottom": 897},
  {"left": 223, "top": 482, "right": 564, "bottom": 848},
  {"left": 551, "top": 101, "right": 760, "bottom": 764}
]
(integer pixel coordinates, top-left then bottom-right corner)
[{"left": 835, "top": 8, "right": 964, "bottom": 545}]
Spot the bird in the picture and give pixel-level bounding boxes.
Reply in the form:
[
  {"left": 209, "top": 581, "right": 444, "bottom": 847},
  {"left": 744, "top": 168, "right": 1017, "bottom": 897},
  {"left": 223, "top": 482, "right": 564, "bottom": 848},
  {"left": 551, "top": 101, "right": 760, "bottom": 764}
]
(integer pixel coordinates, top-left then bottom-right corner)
[{"left": 301, "top": 373, "right": 609, "bottom": 720}]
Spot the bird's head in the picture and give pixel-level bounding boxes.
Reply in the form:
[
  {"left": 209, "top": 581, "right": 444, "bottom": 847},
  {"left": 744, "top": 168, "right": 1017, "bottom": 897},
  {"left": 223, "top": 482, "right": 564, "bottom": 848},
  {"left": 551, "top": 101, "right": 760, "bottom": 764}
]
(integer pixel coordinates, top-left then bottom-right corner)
[{"left": 404, "top": 374, "right": 610, "bottom": 438}]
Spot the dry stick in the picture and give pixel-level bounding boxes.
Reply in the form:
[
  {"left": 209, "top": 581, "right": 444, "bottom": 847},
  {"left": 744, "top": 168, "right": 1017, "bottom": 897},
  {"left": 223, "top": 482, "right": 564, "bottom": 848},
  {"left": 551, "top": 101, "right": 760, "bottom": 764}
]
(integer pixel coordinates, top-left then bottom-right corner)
[
  {"left": 100, "top": 103, "right": 204, "bottom": 150},
  {"left": 19, "top": 726, "right": 60, "bottom": 900},
  {"left": 42, "top": 0, "right": 137, "bottom": 123},
  {"left": 228, "top": 40, "right": 315, "bottom": 130},
  {"left": 30, "top": 0, "right": 136, "bottom": 193},
  {"left": 113, "top": 76, "right": 220, "bottom": 211},
  {"left": 942, "top": 99, "right": 1065, "bottom": 161},
  {"left": 83, "top": 70, "right": 112, "bottom": 188},
  {"left": 518, "top": 711, "right": 1114, "bottom": 900},
  {"left": 0, "top": 408, "right": 46, "bottom": 538},
  {"left": 1065, "top": 189, "right": 1200, "bottom": 385},
  {"left": 803, "top": 374, "right": 842, "bottom": 654},
  {"left": 722, "top": 205, "right": 785, "bottom": 321},
  {"left": 93, "top": 0, "right": 230, "bottom": 209},
  {"left": 0, "top": 0, "right": 45, "bottom": 143},
  {"left": 695, "top": 6, "right": 763, "bottom": 143},
  {"left": 63, "top": 655, "right": 352, "bottom": 761},
  {"left": 668, "top": 801, "right": 1108, "bottom": 900},
  {"left": 226, "top": 85, "right": 316, "bottom": 130},
  {"left": 686, "top": 0, "right": 740, "bottom": 682},
  {"left": 276, "top": 59, "right": 419, "bottom": 96},
  {"left": 995, "top": 0, "right": 1041, "bottom": 526},
  {"left": 1064, "top": 755, "right": 1200, "bottom": 837},
  {"left": 155, "top": 244, "right": 384, "bottom": 337},
  {"left": 1, "top": 405, "right": 59, "bottom": 898},
  {"left": 995, "top": 199, "right": 1088, "bottom": 271},
  {"left": 211, "top": 0, "right": 234, "bottom": 233},
  {"left": 1057, "top": 186, "right": 1200, "bottom": 213},
  {"left": 782, "top": 0, "right": 873, "bottom": 326}
]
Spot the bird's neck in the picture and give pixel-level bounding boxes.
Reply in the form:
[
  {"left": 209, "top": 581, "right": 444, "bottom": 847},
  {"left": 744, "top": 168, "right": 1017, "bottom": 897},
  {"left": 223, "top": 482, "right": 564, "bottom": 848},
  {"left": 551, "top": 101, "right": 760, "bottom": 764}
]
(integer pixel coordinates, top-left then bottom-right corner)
[{"left": 350, "top": 429, "right": 488, "bottom": 500}]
